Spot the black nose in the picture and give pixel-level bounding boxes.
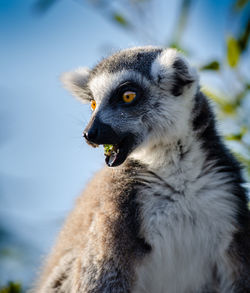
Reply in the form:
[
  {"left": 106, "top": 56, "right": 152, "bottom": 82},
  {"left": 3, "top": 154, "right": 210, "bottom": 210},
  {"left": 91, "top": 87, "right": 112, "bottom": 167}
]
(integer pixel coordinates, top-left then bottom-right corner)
[
  {"left": 83, "top": 119, "right": 99, "bottom": 142},
  {"left": 83, "top": 132, "right": 88, "bottom": 140},
  {"left": 83, "top": 116, "right": 120, "bottom": 145},
  {"left": 83, "top": 130, "right": 96, "bottom": 142}
]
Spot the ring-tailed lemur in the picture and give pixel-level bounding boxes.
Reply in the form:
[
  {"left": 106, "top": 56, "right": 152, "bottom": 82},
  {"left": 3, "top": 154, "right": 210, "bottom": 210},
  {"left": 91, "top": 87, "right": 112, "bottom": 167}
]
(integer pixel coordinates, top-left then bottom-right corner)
[{"left": 33, "top": 47, "right": 250, "bottom": 293}]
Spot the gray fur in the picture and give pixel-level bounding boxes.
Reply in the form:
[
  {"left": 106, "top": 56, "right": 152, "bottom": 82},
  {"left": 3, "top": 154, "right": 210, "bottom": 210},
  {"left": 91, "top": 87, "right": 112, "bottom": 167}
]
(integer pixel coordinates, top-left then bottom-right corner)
[{"left": 33, "top": 47, "right": 250, "bottom": 293}]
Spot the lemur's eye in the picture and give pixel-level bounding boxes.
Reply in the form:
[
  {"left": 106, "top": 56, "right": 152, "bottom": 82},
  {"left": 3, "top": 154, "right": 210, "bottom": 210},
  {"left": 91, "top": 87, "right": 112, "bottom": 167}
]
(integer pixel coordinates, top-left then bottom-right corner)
[
  {"left": 91, "top": 100, "right": 96, "bottom": 111},
  {"left": 122, "top": 91, "right": 136, "bottom": 103}
]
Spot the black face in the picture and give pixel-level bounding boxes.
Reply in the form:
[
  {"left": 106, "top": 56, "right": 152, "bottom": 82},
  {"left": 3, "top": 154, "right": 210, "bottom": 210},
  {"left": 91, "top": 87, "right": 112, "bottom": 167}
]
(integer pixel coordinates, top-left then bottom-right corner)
[
  {"left": 108, "top": 81, "right": 144, "bottom": 108},
  {"left": 83, "top": 81, "right": 145, "bottom": 167},
  {"left": 83, "top": 120, "right": 137, "bottom": 167}
]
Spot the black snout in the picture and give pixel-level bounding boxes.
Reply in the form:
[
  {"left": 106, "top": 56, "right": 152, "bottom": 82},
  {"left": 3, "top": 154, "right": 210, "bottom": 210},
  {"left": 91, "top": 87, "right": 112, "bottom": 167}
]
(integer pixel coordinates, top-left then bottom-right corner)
[{"left": 83, "top": 116, "right": 120, "bottom": 145}]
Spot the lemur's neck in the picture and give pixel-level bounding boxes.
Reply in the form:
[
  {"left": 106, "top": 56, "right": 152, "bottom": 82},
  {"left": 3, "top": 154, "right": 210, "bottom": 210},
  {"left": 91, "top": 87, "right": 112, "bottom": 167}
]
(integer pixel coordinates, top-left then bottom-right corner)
[
  {"left": 130, "top": 91, "right": 246, "bottom": 195},
  {"left": 131, "top": 130, "right": 204, "bottom": 185},
  {"left": 130, "top": 91, "right": 207, "bottom": 175}
]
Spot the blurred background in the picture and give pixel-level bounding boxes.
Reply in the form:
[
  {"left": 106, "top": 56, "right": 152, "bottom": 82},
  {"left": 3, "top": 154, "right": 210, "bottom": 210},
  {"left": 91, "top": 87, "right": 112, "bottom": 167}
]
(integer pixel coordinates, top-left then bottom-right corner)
[{"left": 0, "top": 0, "right": 250, "bottom": 291}]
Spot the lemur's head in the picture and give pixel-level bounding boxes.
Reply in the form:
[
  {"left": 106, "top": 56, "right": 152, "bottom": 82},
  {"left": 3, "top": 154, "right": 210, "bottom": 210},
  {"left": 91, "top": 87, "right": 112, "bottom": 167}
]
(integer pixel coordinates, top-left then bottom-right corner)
[{"left": 62, "top": 47, "right": 199, "bottom": 167}]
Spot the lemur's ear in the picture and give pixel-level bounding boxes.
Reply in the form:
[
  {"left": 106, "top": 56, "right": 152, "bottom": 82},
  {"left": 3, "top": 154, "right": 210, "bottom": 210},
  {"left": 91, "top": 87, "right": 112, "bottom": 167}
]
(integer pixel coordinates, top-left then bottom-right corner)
[
  {"left": 61, "top": 67, "right": 91, "bottom": 103},
  {"left": 151, "top": 48, "right": 197, "bottom": 96}
]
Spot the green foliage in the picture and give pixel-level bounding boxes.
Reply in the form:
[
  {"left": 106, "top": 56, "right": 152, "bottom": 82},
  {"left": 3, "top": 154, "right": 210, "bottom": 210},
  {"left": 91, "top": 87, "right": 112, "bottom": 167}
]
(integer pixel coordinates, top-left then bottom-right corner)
[
  {"left": 225, "top": 127, "right": 247, "bottom": 141},
  {"left": 234, "top": 153, "right": 250, "bottom": 176},
  {"left": 0, "top": 282, "right": 22, "bottom": 293},
  {"left": 227, "top": 36, "right": 240, "bottom": 68},
  {"left": 234, "top": 0, "right": 250, "bottom": 11},
  {"left": 200, "top": 61, "right": 220, "bottom": 71},
  {"left": 112, "top": 13, "right": 130, "bottom": 27},
  {"left": 201, "top": 88, "right": 237, "bottom": 116},
  {"left": 104, "top": 144, "right": 114, "bottom": 153},
  {"left": 238, "top": 19, "right": 250, "bottom": 52},
  {"left": 169, "top": 42, "right": 189, "bottom": 55}
]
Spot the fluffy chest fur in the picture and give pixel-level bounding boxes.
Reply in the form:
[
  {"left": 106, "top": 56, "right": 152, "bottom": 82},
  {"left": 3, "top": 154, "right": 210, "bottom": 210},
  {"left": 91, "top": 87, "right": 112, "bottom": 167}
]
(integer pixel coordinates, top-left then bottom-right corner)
[{"left": 132, "top": 146, "right": 238, "bottom": 293}]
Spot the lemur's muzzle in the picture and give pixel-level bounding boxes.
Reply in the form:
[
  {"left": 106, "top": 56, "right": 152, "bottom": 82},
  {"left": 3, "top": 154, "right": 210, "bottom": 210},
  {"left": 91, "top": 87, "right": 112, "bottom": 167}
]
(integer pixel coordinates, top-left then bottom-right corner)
[
  {"left": 83, "top": 116, "right": 120, "bottom": 146},
  {"left": 83, "top": 115, "right": 136, "bottom": 167}
]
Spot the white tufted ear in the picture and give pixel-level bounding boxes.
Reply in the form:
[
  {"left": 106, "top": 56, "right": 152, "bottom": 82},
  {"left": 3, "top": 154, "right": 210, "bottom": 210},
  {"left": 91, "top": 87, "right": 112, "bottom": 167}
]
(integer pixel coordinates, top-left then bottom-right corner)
[
  {"left": 60, "top": 67, "right": 91, "bottom": 103},
  {"left": 151, "top": 48, "right": 198, "bottom": 96}
]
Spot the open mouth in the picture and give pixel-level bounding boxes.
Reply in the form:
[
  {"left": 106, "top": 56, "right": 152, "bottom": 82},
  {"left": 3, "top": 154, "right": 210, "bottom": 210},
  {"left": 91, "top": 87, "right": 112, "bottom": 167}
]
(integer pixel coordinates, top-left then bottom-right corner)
[
  {"left": 103, "top": 136, "right": 132, "bottom": 167},
  {"left": 104, "top": 144, "right": 118, "bottom": 166},
  {"left": 83, "top": 128, "right": 136, "bottom": 167}
]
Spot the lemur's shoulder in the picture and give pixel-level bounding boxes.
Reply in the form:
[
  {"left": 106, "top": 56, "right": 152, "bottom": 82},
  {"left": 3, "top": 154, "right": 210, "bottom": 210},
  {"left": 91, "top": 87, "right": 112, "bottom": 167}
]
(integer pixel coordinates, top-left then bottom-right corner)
[{"left": 35, "top": 162, "right": 149, "bottom": 292}]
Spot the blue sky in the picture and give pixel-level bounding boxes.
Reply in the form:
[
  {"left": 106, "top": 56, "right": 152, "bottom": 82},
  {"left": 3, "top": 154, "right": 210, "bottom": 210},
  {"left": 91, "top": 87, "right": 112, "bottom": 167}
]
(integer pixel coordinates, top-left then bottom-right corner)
[{"left": 0, "top": 0, "right": 245, "bottom": 287}]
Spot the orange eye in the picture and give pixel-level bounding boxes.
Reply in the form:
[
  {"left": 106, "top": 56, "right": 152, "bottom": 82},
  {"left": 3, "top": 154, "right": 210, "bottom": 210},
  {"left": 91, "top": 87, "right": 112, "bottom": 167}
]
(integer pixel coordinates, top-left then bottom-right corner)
[
  {"left": 91, "top": 100, "right": 96, "bottom": 111},
  {"left": 122, "top": 91, "right": 136, "bottom": 103}
]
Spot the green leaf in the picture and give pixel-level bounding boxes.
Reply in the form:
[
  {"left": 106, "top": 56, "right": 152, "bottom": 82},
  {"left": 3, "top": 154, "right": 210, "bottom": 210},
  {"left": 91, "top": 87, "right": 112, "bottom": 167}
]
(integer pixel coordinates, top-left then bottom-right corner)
[
  {"left": 200, "top": 61, "right": 220, "bottom": 71},
  {"left": 104, "top": 144, "right": 113, "bottom": 152},
  {"left": 234, "top": 0, "right": 249, "bottom": 11},
  {"left": 238, "top": 19, "right": 250, "bottom": 52},
  {"left": 112, "top": 13, "right": 129, "bottom": 27},
  {"left": 202, "top": 88, "right": 237, "bottom": 115},
  {"left": 225, "top": 127, "right": 247, "bottom": 141},
  {"left": 0, "top": 282, "right": 22, "bottom": 293},
  {"left": 226, "top": 36, "right": 240, "bottom": 68},
  {"left": 168, "top": 42, "right": 189, "bottom": 55},
  {"left": 104, "top": 144, "right": 114, "bottom": 156},
  {"left": 233, "top": 152, "right": 250, "bottom": 177}
]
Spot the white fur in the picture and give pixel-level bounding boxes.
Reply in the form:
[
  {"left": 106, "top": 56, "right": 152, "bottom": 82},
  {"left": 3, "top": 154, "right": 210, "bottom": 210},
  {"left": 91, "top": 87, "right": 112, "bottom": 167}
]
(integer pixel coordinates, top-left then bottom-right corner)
[
  {"left": 88, "top": 70, "right": 150, "bottom": 105},
  {"left": 151, "top": 49, "right": 199, "bottom": 99},
  {"left": 151, "top": 48, "right": 177, "bottom": 80},
  {"left": 61, "top": 67, "right": 90, "bottom": 102},
  {"left": 131, "top": 133, "right": 237, "bottom": 293}
]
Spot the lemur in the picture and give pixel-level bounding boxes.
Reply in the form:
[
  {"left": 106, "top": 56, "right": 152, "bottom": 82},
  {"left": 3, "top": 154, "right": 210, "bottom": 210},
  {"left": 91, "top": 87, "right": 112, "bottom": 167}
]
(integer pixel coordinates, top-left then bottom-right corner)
[{"left": 33, "top": 47, "right": 250, "bottom": 293}]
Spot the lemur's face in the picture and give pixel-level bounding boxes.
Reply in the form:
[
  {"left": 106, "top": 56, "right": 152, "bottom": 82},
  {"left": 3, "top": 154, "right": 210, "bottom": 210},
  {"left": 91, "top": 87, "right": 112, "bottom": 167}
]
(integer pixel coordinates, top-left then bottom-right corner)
[{"left": 62, "top": 47, "right": 198, "bottom": 167}]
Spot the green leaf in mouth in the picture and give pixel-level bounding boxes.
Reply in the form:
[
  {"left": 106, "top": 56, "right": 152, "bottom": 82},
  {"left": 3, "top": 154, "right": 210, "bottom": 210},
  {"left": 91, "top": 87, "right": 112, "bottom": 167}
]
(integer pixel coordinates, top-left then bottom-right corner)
[{"left": 104, "top": 144, "right": 114, "bottom": 156}]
